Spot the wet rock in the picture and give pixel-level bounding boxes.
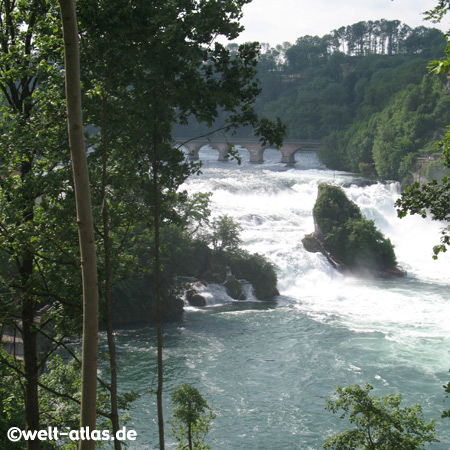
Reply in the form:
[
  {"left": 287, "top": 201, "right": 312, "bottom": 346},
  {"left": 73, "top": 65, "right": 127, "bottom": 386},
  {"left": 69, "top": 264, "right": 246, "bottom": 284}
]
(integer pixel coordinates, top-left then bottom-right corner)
[
  {"left": 186, "top": 289, "right": 207, "bottom": 307},
  {"left": 224, "top": 276, "right": 246, "bottom": 300}
]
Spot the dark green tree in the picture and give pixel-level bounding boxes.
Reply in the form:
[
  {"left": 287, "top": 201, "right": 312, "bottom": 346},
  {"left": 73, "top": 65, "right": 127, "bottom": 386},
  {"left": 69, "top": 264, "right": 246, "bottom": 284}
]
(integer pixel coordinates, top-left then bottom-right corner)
[
  {"left": 255, "top": 20, "right": 447, "bottom": 174},
  {"left": 323, "top": 384, "right": 437, "bottom": 450},
  {"left": 170, "top": 384, "right": 215, "bottom": 450},
  {"left": 443, "top": 370, "right": 450, "bottom": 419},
  {"left": 0, "top": 2, "right": 135, "bottom": 447},
  {"left": 0, "top": 2, "right": 85, "bottom": 448},
  {"left": 75, "top": 2, "right": 151, "bottom": 444},
  {"left": 311, "top": 184, "right": 397, "bottom": 272},
  {"left": 372, "top": 75, "right": 446, "bottom": 181},
  {"left": 210, "top": 215, "right": 243, "bottom": 253}
]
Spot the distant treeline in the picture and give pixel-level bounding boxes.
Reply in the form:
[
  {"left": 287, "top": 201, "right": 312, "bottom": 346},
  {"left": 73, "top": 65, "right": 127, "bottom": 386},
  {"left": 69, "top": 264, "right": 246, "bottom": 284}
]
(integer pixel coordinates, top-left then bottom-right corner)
[
  {"left": 252, "top": 20, "right": 450, "bottom": 182},
  {"left": 290, "top": 20, "right": 443, "bottom": 60}
]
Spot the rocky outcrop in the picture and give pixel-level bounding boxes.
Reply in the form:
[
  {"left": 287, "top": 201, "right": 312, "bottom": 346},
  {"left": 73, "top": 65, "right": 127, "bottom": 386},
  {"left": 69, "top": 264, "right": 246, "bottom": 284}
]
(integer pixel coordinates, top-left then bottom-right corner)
[
  {"left": 224, "top": 275, "right": 247, "bottom": 300},
  {"left": 186, "top": 288, "right": 207, "bottom": 307},
  {"left": 112, "top": 242, "right": 280, "bottom": 321},
  {"left": 303, "top": 184, "right": 405, "bottom": 278},
  {"left": 185, "top": 250, "right": 279, "bottom": 306},
  {"left": 302, "top": 233, "right": 344, "bottom": 271},
  {"left": 190, "top": 241, "right": 279, "bottom": 301}
]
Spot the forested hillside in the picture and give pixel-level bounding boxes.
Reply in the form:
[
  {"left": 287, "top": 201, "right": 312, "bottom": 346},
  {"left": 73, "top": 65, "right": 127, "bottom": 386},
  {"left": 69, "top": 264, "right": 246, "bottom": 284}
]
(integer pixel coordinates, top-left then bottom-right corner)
[{"left": 254, "top": 20, "right": 450, "bottom": 182}]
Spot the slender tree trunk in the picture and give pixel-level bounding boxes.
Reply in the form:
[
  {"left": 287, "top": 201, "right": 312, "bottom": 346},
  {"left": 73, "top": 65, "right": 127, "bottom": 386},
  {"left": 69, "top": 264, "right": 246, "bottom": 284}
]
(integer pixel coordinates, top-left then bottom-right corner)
[
  {"left": 188, "top": 422, "right": 192, "bottom": 450},
  {"left": 59, "top": 2, "right": 99, "bottom": 449},
  {"left": 152, "top": 158, "right": 165, "bottom": 450},
  {"left": 103, "top": 266, "right": 121, "bottom": 450},
  {"left": 20, "top": 250, "right": 40, "bottom": 450},
  {"left": 101, "top": 89, "right": 121, "bottom": 450},
  {"left": 18, "top": 154, "right": 40, "bottom": 450},
  {"left": 21, "top": 295, "right": 39, "bottom": 450},
  {"left": 102, "top": 209, "right": 121, "bottom": 450}
]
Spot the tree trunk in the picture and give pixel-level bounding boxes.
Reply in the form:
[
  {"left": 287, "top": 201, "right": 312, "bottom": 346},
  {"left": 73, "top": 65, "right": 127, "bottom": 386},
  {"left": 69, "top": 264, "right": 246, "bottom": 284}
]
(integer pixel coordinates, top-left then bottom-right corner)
[
  {"left": 59, "top": 2, "right": 99, "bottom": 449},
  {"left": 188, "top": 422, "right": 192, "bottom": 450},
  {"left": 18, "top": 152, "right": 40, "bottom": 450},
  {"left": 101, "top": 90, "right": 121, "bottom": 450},
  {"left": 152, "top": 159, "right": 165, "bottom": 450},
  {"left": 20, "top": 252, "right": 40, "bottom": 450}
]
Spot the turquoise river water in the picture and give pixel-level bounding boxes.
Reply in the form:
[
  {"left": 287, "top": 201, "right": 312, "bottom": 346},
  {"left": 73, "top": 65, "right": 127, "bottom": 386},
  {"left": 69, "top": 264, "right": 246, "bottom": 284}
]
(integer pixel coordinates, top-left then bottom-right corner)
[{"left": 102, "top": 148, "right": 450, "bottom": 449}]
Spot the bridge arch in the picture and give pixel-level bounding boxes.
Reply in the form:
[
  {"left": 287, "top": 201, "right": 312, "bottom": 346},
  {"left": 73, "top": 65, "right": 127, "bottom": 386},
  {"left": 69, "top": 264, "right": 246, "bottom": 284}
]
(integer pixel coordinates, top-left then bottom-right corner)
[
  {"left": 176, "top": 141, "right": 232, "bottom": 161},
  {"left": 280, "top": 143, "right": 321, "bottom": 163},
  {"left": 174, "top": 138, "right": 320, "bottom": 163}
]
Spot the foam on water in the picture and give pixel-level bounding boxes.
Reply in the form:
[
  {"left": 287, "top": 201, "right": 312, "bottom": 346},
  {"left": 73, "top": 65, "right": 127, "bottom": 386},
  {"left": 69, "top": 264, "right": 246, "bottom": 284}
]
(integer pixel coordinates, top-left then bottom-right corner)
[
  {"left": 183, "top": 153, "right": 450, "bottom": 368},
  {"left": 184, "top": 280, "right": 259, "bottom": 309}
]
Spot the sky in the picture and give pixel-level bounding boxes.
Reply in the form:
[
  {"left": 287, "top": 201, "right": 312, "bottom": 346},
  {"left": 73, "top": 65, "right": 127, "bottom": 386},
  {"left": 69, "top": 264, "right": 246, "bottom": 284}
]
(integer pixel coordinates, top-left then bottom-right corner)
[{"left": 229, "top": 0, "right": 449, "bottom": 46}]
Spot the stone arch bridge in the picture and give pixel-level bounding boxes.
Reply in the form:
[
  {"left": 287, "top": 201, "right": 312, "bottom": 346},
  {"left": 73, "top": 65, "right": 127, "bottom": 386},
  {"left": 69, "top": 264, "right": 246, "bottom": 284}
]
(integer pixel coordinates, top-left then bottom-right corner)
[{"left": 174, "top": 137, "right": 321, "bottom": 163}]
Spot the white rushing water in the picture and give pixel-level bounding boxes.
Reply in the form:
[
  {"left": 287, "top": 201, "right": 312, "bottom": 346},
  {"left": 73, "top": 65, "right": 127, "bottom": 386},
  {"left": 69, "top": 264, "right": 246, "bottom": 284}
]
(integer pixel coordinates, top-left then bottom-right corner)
[
  {"left": 185, "top": 148, "right": 450, "bottom": 317},
  {"left": 117, "top": 147, "right": 450, "bottom": 449}
]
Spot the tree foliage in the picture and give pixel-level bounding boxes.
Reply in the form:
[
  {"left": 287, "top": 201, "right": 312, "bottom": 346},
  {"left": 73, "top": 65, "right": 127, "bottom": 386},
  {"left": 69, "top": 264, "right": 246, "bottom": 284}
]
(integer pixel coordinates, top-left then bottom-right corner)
[
  {"left": 74, "top": 1, "right": 285, "bottom": 448},
  {"left": 0, "top": 0, "right": 286, "bottom": 448},
  {"left": 443, "top": 370, "right": 450, "bottom": 419},
  {"left": 210, "top": 215, "right": 243, "bottom": 253},
  {"left": 395, "top": 0, "right": 450, "bottom": 258},
  {"left": 227, "top": 251, "right": 278, "bottom": 299},
  {"left": 0, "top": 349, "right": 26, "bottom": 450},
  {"left": 323, "top": 384, "right": 437, "bottom": 450},
  {"left": 0, "top": 2, "right": 84, "bottom": 446},
  {"left": 396, "top": 176, "right": 450, "bottom": 257},
  {"left": 170, "top": 384, "right": 215, "bottom": 450}
]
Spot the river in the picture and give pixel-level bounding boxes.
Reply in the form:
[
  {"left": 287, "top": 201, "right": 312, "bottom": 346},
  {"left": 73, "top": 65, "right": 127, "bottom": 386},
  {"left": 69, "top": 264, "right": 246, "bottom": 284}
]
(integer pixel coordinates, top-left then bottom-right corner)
[{"left": 105, "top": 148, "right": 450, "bottom": 449}]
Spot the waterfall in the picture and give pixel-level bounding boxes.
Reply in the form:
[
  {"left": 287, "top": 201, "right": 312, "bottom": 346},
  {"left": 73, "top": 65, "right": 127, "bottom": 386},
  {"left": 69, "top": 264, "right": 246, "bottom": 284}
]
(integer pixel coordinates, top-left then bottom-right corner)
[
  {"left": 183, "top": 150, "right": 450, "bottom": 367},
  {"left": 117, "top": 149, "right": 450, "bottom": 450}
]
